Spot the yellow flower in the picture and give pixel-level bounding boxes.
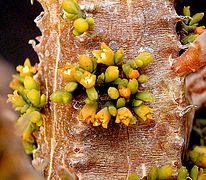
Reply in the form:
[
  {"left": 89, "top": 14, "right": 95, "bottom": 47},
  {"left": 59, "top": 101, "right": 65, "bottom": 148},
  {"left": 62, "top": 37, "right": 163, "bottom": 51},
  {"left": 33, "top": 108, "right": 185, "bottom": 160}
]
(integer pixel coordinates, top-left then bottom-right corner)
[
  {"left": 79, "top": 103, "right": 97, "bottom": 124},
  {"left": 115, "top": 107, "right": 133, "bottom": 126},
  {"left": 16, "top": 58, "right": 37, "bottom": 77},
  {"left": 80, "top": 71, "right": 96, "bottom": 89},
  {"left": 59, "top": 63, "right": 76, "bottom": 82},
  {"left": 8, "top": 90, "right": 27, "bottom": 109},
  {"left": 94, "top": 107, "right": 111, "bottom": 128},
  {"left": 133, "top": 104, "right": 153, "bottom": 121},
  {"left": 92, "top": 43, "right": 114, "bottom": 66}
]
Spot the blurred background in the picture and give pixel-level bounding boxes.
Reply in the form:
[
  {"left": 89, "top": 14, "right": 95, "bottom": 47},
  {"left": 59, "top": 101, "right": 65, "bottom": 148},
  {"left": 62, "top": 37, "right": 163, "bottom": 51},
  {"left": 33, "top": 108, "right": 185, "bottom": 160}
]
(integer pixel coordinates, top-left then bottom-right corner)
[{"left": 0, "top": 0, "right": 42, "bottom": 120}]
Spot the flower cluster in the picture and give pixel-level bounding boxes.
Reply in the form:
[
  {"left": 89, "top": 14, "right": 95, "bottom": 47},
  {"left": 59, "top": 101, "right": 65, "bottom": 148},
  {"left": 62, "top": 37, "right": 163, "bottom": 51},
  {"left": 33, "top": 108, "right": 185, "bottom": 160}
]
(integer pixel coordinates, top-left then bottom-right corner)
[
  {"left": 8, "top": 59, "right": 46, "bottom": 154},
  {"left": 51, "top": 43, "right": 155, "bottom": 128},
  {"left": 180, "top": 6, "right": 205, "bottom": 44},
  {"left": 128, "top": 164, "right": 206, "bottom": 180},
  {"left": 61, "top": 0, "right": 95, "bottom": 36}
]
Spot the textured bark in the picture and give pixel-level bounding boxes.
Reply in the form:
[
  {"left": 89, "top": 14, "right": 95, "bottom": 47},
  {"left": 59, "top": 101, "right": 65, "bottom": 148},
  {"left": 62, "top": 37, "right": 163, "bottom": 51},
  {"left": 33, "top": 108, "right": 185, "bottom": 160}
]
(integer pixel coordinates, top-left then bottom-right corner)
[{"left": 32, "top": 0, "right": 194, "bottom": 179}]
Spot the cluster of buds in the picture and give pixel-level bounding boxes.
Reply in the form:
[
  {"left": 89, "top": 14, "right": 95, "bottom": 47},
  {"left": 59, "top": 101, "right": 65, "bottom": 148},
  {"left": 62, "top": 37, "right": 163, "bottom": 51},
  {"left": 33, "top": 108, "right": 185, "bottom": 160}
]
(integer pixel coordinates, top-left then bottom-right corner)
[
  {"left": 180, "top": 6, "right": 205, "bottom": 44},
  {"left": 51, "top": 42, "right": 155, "bottom": 129},
  {"left": 61, "top": 0, "right": 95, "bottom": 36},
  {"left": 8, "top": 59, "right": 46, "bottom": 154}
]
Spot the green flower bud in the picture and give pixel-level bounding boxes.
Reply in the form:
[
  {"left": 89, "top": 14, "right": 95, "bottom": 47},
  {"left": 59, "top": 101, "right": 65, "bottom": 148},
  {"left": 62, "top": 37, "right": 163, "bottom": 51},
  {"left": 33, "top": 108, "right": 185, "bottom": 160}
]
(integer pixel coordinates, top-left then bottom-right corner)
[
  {"left": 74, "top": 18, "right": 89, "bottom": 34},
  {"left": 116, "top": 98, "right": 126, "bottom": 108},
  {"left": 158, "top": 165, "right": 173, "bottom": 180},
  {"left": 39, "top": 94, "right": 47, "bottom": 108},
  {"left": 118, "top": 79, "right": 129, "bottom": 89},
  {"left": 114, "top": 48, "right": 124, "bottom": 65},
  {"left": 23, "top": 122, "right": 36, "bottom": 143},
  {"left": 86, "top": 17, "right": 95, "bottom": 26},
  {"left": 86, "top": 87, "right": 98, "bottom": 101},
  {"left": 183, "top": 6, "right": 190, "bottom": 17},
  {"left": 133, "top": 104, "right": 153, "bottom": 121},
  {"left": 79, "top": 54, "right": 94, "bottom": 72},
  {"left": 177, "top": 167, "right": 188, "bottom": 180},
  {"left": 182, "top": 34, "right": 199, "bottom": 45},
  {"left": 65, "top": 82, "right": 78, "bottom": 92},
  {"left": 189, "top": 13, "right": 204, "bottom": 26},
  {"left": 108, "top": 87, "right": 119, "bottom": 99},
  {"left": 24, "top": 76, "right": 39, "bottom": 90},
  {"left": 105, "top": 66, "right": 119, "bottom": 83},
  {"left": 183, "top": 6, "right": 191, "bottom": 24},
  {"left": 128, "top": 173, "right": 139, "bottom": 180},
  {"left": 138, "top": 74, "right": 149, "bottom": 84},
  {"left": 129, "top": 60, "right": 138, "bottom": 69},
  {"left": 147, "top": 166, "right": 158, "bottom": 180},
  {"left": 22, "top": 140, "right": 36, "bottom": 154},
  {"left": 134, "top": 59, "right": 143, "bottom": 68},
  {"left": 50, "top": 91, "right": 63, "bottom": 103},
  {"left": 62, "top": 91, "right": 73, "bottom": 104},
  {"left": 27, "top": 89, "right": 40, "bottom": 107},
  {"left": 74, "top": 70, "right": 83, "bottom": 82},
  {"left": 50, "top": 91, "right": 72, "bottom": 103},
  {"left": 127, "top": 79, "right": 138, "bottom": 94},
  {"left": 30, "top": 111, "right": 42, "bottom": 124},
  {"left": 136, "top": 92, "right": 155, "bottom": 102},
  {"left": 135, "top": 52, "right": 153, "bottom": 67},
  {"left": 189, "top": 149, "right": 200, "bottom": 163},
  {"left": 190, "top": 165, "right": 198, "bottom": 180},
  {"left": 108, "top": 106, "right": 117, "bottom": 116},
  {"left": 62, "top": 0, "right": 81, "bottom": 17},
  {"left": 132, "top": 100, "right": 143, "bottom": 107},
  {"left": 122, "top": 64, "right": 131, "bottom": 78}
]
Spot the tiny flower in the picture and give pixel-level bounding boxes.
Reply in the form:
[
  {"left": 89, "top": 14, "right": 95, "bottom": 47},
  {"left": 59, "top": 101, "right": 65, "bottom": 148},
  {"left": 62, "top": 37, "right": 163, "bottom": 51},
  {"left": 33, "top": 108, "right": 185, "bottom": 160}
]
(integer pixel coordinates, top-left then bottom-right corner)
[
  {"left": 114, "top": 48, "right": 124, "bottom": 65},
  {"left": 127, "top": 79, "right": 139, "bottom": 94},
  {"left": 94, "top": 107, "right": 111, "bottom": 128},
  {"left": 24, "top": 76, "right": 39, "bottom": 90},
  {"left": 80, "top": 71, "right": 96, "bottom": 89},
  {"left": 79, "top": 102, "right": 97, "bottom": 124},
  {"left": 122, "top": 64, "right": 131, "bottom": 78},
  {"left": 62, "top": 0, "right": 82, "bottom": 17},
  {"left": 115, "top": 107, "right": 133, "bottom": 126},
  {"left": 79, "top": 54, "right": 95, "bottom": 72},
  {"left": 128, "top": 69, "right": 140, "bottom": 79},
  {"left": 22, "top": 122, "right": 36, "bottom": 143},
  {"left": 59, "top": 63, "right": 76, "bottom": 82},
  {"left": 133, "top": 104, "right": 153, "bottom": 121},
  {"left": 9, "top": 77, "right": 23, "bottom": 90},
  {"left": 105, "top": 66, "right": 119, "bottom": 83},
  {"left": 8, "top": 90, "right": 27, "bottom": 109},
  {"left": 92, "top": 43, "right": 114, "bottom": 66},
  {"left": 16, "top": 58, "right": 37, "bottom": 77},
  {"left": 134, "top": 52, "right": 153, "bottom": 67},
  {"left": 119, "top": 87, "right": 131, "bottom": 99},
  {"left": 74, "top": 18, "right": 89, "bottom": 34}
]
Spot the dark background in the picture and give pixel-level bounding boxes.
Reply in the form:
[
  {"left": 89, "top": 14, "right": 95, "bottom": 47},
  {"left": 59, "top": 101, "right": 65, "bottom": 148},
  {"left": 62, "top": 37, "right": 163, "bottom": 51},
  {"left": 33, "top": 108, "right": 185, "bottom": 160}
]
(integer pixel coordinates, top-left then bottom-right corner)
[{"left": 0, "top": 0, "right": 43, "bottom": 67}]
